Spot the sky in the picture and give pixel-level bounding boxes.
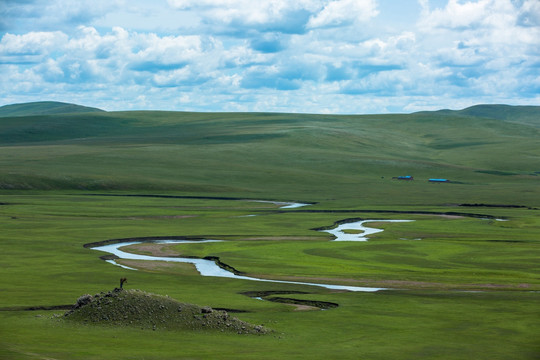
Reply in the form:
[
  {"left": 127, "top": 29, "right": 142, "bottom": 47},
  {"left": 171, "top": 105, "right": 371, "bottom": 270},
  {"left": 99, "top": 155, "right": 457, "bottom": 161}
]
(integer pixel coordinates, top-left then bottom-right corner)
[{"left": 0, "top": 0, "right": 539, "bottom": 114}]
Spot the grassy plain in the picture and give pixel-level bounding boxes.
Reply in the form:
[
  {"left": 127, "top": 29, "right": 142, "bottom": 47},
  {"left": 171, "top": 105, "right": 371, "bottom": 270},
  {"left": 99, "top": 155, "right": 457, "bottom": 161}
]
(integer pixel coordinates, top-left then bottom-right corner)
[{"left": 0, "top": 104, "right": 539, "bottom": 359}]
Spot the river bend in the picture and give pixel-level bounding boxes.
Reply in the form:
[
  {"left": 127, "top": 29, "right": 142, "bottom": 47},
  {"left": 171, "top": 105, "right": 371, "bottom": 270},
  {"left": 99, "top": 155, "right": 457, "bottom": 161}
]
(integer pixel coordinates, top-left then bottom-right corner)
[{"left": 92, "top": 216, "right": 413, "bottom": 292}]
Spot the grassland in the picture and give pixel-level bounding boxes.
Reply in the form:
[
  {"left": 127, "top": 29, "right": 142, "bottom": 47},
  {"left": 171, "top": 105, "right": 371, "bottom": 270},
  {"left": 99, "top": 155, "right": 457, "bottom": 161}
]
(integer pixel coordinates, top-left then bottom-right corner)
[{"left": 0, "top": 103, "right": 539, "bottom": 359}]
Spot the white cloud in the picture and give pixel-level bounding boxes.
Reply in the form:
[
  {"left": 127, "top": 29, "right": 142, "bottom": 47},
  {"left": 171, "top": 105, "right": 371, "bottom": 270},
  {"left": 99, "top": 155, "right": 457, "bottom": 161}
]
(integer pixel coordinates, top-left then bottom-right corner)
[
  {"left": 167, "top": 0, "right": 380, "bottom": 34},
  {"left": 359, "top": 32, "right": 417, "bottom": 60},
  {"left": 307, "top": 0, "right": 379, "bottom": 28},
  {"left": 418, "top": 0, "right": 536, "bottom": 33},
  {"left": 0, "top": 31, "right": 68, "bottom": 56},
  {"left": 519, "top": 0, "right": 540, "bottom": 26},
  {"left": 221, "top": 44, "right": 272, "bottom": 67},
  {"left": 130, "top": 33, "right": 206, "bottom": 67},
  {"left": 416, "top": 0, "right": 540, "bottom": 90},
  {"left": 1, "top": 0, "right": 539, "bottom": 113},
  {"left": 168, "top": 0, "right": 320, "bottom": 27},
  {"left": 420, "top": 0, "right": 492, "bottom": 29},
  {"left": 0, "top": 0, "right": 122, "bottom": 32}
]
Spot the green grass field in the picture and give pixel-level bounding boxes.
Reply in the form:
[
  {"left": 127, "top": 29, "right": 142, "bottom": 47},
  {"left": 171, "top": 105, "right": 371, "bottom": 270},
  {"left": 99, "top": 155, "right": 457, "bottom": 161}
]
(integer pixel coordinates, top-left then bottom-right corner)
[{"left": 0, "top": 103, "right": 539, "bottom": 359}]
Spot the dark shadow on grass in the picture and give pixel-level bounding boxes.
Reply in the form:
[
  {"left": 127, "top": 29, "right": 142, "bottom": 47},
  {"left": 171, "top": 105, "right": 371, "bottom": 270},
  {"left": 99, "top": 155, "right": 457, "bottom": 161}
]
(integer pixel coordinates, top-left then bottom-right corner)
[
  {"left": 241, "top": 290, "right": 339, "bottom": 310},
  {"left": 0, "top": 305, "right": 73, "bottom": 311},
  {"left": 82, "top": 193, "right": 316, "bottom": 206},
  {"left": 287, "top": 209, "right": 501, "bottom": 219}
]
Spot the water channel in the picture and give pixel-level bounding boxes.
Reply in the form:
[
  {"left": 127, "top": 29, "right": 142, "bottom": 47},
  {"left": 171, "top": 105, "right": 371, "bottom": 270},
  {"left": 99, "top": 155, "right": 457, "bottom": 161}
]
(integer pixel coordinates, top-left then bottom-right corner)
[{"left": 92, "top": 202, "right": 413, "bottom": 292}]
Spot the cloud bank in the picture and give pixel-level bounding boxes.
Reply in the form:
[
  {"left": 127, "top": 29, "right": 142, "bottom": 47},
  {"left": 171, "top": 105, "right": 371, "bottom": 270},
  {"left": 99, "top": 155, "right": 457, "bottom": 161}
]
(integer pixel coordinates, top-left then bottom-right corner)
[{"left": 1, "top": 0, "right": 538, "bottom": 113}]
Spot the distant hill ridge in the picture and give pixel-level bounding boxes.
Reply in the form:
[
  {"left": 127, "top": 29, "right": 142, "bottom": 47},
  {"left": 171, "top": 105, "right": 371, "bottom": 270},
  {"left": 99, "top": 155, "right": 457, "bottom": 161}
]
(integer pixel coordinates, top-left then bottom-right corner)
[
  {"left": 0, "top": 101, "right": 537, "bottom": 193},
  {"left": 0, "top": 101, "right": 537, "bottom": 119},
  {"left": 415, "top": 104, "right": 539, "bottom": 126},
  {"left": 0, "top": 101, "right": 105, "bottom": 117}
]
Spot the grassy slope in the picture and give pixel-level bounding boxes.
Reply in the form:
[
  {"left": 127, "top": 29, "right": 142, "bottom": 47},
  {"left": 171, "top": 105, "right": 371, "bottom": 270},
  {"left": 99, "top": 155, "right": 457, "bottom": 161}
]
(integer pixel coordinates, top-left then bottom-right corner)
[
  {"left": 0, "top": 106, "right": 539, "bottom": 206},
  {"left": 0, "top": 104, "right": 539, "bottom": 359},
  {"left": 0, "top": 101, "right": 105, "bottom": 117}
]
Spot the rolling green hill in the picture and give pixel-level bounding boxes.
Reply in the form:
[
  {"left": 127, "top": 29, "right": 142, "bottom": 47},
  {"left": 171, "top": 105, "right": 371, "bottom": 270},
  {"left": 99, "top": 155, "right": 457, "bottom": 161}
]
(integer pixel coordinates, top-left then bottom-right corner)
[
  {"left": 419, "top": 104, "right": 540, "bottom": 128},
  {"left": 0, "top": 103, "right": 538, "bottom": 206},
  {"left": 0, "top": 101, "right": 105, "bottom": 117}
]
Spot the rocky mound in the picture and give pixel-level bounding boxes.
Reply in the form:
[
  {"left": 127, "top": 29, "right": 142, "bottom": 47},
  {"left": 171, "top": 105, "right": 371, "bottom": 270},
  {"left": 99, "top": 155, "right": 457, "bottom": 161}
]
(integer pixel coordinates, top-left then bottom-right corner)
[{"left": 64, "top": 288, "right": 268, "bottom": 334}]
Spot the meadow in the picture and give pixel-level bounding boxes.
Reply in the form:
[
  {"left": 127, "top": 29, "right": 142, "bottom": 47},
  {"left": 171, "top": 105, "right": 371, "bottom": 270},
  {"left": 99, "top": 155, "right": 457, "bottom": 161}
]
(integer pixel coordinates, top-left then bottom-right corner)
[{"left": 0, "top": 103, "right": 539, "bottom": 359}]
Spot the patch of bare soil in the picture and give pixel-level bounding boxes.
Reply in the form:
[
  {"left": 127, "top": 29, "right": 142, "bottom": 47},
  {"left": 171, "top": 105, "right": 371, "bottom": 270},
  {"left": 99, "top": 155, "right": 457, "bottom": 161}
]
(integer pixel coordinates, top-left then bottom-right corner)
[
  {"left": 244, "top": 274, "right": 533, "bottom": 291},
  {"left": 371, "top": 279, "right": 534, "bottom": 291},
  {"left": 290, "top": 304, "right": 321, "bottom": 311},
  {"left": 120, "top": 243, "right": 182, "bottom": 257},
  {"left": 127, "top": 215, "right": 197, "bottom": 220},
  {"left": 116, "top": 259, "right": 199, "bottom": 274},
  {"left": 238, "top": 236, "right": 315, "bottom": 241}
]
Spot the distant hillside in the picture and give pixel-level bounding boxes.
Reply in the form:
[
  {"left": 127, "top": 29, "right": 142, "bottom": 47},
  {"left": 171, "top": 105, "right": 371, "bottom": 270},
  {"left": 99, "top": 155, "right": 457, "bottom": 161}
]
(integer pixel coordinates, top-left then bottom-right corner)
[
  {"left": 0, "top": 101, "right": 105, "bottom": 117},
  {"left": 419, "top": 104, "right": 540, "bottom": 127},
  {"left": 458, "top": 103, "right": 538, "bottom": 118},
  {"left": 0, "top": 104, "right": 538, "bottom": 206}
]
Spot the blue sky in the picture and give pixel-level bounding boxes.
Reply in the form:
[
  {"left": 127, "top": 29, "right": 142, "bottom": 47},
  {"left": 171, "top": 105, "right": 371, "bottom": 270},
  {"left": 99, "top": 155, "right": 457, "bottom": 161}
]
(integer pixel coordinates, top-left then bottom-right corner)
[{"left": 0, "top": 0, "right": 538, "bottom": 113}]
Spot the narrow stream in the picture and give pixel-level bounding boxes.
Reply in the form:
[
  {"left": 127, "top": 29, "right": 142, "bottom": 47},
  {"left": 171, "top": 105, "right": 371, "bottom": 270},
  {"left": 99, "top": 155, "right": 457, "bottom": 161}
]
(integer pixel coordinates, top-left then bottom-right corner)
[
  {"left": 92, "top": 212, "right": 412, "bottom": 292},
  {"left": 93, "top": 240, "right": 385, "bottom": 292}
]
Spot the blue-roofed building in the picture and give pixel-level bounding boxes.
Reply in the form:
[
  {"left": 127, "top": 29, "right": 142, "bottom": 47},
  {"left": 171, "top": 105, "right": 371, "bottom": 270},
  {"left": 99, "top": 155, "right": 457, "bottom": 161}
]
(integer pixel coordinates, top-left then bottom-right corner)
[{"left": 429, "top": 178, "right": 450, "bottom": 182}]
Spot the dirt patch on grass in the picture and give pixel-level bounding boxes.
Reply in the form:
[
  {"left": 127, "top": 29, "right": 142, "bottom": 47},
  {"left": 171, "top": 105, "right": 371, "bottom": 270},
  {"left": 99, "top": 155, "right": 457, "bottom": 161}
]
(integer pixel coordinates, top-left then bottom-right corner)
[
  {"left": 120, "top": 243, "right": 182, "bottom": 257},
  {"left": 238, "top": 236, "right": 315, "bottom": 241},
  {"left": 290, "top": 304, "right": 321, "bottom": 311},
  {"left": 127, "top": 215, "right": 197, "bottom": 220},
  {"left": 437, "top": 214, "right": 465, "bottom": 219},
  {"left": 243, "top": 274, "right": 535, "bottom": 291},
  {"left": 369, "top": 279, "right": 534, "bottom": 291},
  {"left": 117, "top": 259, "right": 199, "bottom": 274}
]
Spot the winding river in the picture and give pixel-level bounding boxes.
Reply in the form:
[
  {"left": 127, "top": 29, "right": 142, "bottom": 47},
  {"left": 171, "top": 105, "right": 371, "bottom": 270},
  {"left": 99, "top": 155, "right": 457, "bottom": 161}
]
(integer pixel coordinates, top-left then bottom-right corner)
[
  {"left": 92, "top": 202, "right": 413, "bottom": 292},
  {"left": 93, "top": 240, "right": 385, "bottom": 292}
]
